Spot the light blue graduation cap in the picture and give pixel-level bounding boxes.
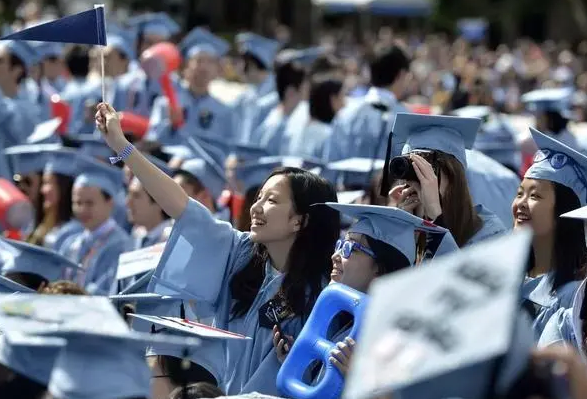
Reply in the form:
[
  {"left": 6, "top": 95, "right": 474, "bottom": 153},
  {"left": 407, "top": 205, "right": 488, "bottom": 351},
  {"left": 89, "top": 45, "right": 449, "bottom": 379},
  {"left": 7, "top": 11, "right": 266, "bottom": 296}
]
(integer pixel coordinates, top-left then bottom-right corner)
[
  {"left": 180, "top": 27, "right": 229, "bottom": 59},
  {"left": 30, "top": 41, "right": 64, "bottom": 60},
  {"left": 106, "top": 32, "right": 136, "bottom": 60},
  {"left": 521, "top": 87, "right": 574, "bottom": 119},
  {"left": 1, "top": 238, "right": 83, "bottom": 282},
  {"left": 232, "top": 142, "right": 270, "bottom": 162},
  {"left": 0, "top": 40, "right": 39, "bottom": 69},
  {"left": 44, "top": 147, "right": 82, "bottom": 177},
  {"left": 0, "top": 6, "right": 106, "bottom": 46},
  {"left": 0, "top": 274, "right": 36, "bottom": 293},
  {"left": 525, "top": 127, "right": 587, "bottom": 206},
  {"left": 127, "top": 12, "right": 180, "bottom": 39},
  {"left": 236, "top": 32, "right": 281, "bottom": 69},
  {"left": 277, "top": 46, "right": 327, "bottom": 67},
  {"left": 0, "top": 332, "right": 65, "bottom": 385},
  {"left": 26, "top": 118, "right": 63, "bottom": 145},
  {"left": 76, "top": 134, "right": 115, "bottom": 160},
  {"left": 178, "top": 157, "right": 227, "bottom": 200},
  {"left": 392, "top": 113, "right": 481, "bottom": 167},
  {"left": 451, "top": 105, "right": 492, "bottom": 120},
  {"left": 343, "top": 228, "right": 534, "bottom": 399},
  {"left": 325, "top": 203, "right": 456, "bottom": 264},
  {"left": 235, "top": 156, "right": 324, "bottom": 193},
  {"left": 5, "top": 143, "right": 62, "bottom": 176},
  {"left": 110, "top": 292, "right": 185, "bottom": 334},
  {"left": 561, "top": 204, "right": 587, "bottom": 219},
  {"left": 474, "top": 118, "right": 521, "bottom": 168},
  {"left": 0, "top": 294, "right": 200, "bottom": 399},
  {"left": 325, "top": 157, "right": 386, "bottom": 187},
  {"left": 73, "top": 155, "right": 124, "bottom": 197}
]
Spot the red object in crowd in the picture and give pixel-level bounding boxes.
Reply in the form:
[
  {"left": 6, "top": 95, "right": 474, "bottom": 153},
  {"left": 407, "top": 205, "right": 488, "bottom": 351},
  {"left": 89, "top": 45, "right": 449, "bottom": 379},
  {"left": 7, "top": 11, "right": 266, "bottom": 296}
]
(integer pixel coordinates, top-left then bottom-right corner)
[
  {"left": 0, "top": 179, "right": 33, "bottom": 237},
  {"left": 141, "top": 42, "right": 184, "bottom": 128},
  {"left": 519, "top": 153, "right": 534, "bottom": 178},
  {"left": 218, "top": 190, "right": 244, "bottom": 222},
  {"left": 119, "top": 112, "right": 150, "bottom": 139},
  {"left": 3, "top": 230, "right": 22, "bottom": 240},
  {"left": 50, "top": 94, "right": 71, "bottom": 135},
  {"left": 407, "top": 104, "right": 431, "bottom": 114}
]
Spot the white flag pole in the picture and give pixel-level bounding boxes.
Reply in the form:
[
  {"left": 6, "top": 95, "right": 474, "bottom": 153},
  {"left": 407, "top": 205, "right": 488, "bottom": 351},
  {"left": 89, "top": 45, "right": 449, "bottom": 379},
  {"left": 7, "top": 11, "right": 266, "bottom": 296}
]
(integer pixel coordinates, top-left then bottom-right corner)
[{"left": 93, "top": 4, "right": 106, "bottom": 102}]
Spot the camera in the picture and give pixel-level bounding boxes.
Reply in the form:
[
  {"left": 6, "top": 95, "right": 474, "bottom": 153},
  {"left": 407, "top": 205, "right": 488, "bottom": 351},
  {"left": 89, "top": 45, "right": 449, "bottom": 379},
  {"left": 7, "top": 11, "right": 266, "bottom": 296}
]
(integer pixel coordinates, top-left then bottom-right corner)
[{"left": 388, "top": 150, "right": 439, "bottom": 181}]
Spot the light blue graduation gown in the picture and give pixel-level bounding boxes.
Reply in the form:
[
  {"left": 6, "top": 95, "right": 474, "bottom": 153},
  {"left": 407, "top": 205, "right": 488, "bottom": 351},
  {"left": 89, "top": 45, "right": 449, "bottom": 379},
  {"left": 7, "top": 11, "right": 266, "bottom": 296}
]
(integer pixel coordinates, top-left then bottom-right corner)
[
  {"left": 60, "top": 218, "right": 130, "bottom": 295},
  {"left": 0, "top": 95, "right": 41, "bottom": 148},
  {"left": 251, "top": 101, "right": 311, "bottom": 156},
  {"left": 522, "top": 273, "right": 580, "bottom": 338},
  {"left": 61, "top": 78, "right": 102, "bottom": 136},
  {"left": 324, "top": 88, "right": 409, "bottom": 163},
  {"left": 465, "top": 149, "right": 520, "bottom": 228},
  {"left": 127, "top": 219, "right": 172, "bottom": 251},
  {"left": 19, "top": 78, "right": 51, "bottom": 122},
  {"left": 537, "top": 307, "right": 577, "bottom": 349},
  {"left": 145, "top": 87, "right": 236, "bottom": 146},
  {"left": 465, "top": 204, "right": 507, "bottom": 246},
  {"left": 43, "top": 220, "right": 84, "bottom": 252},
  {"left": 282, "top": 119, "right": 332, "bottom": 160},
  {"left": 148, "top": 199, "right": 308, "bottom": 394},
  {"left": 233, "top": 75, "right": 278, "bottom": 143}
]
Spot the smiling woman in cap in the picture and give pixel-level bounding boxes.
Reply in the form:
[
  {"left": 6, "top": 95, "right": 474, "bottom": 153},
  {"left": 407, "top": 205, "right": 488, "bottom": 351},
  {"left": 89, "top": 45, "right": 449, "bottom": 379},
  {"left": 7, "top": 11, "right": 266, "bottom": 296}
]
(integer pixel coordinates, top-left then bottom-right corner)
[
  {"left": 513, "top": 128, "right": 587, "bottom": 338},
  {"left": 95, "top": 102, "right": 341, "bottom": 395},
  {"left": 388, "top": 113, "right": 507, "bottom": 248},
  {"left": 272, "top": 203, "right": 458, "bottom": 392}
]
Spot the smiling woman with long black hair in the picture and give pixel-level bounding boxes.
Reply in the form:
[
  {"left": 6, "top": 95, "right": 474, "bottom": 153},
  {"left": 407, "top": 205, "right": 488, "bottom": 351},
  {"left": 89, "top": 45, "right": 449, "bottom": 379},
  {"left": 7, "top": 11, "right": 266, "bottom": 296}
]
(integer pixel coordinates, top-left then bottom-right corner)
[{"left": 95, "top": 102, "right": 341, "bottom": 395}]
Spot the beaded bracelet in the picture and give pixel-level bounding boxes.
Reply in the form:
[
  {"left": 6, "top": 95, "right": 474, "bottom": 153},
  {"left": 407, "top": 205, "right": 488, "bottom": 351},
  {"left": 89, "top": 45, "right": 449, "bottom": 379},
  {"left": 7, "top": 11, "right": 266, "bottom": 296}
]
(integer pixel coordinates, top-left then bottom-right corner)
[{"left": 109, "top": 144, "right": 134, "bottom": 165}]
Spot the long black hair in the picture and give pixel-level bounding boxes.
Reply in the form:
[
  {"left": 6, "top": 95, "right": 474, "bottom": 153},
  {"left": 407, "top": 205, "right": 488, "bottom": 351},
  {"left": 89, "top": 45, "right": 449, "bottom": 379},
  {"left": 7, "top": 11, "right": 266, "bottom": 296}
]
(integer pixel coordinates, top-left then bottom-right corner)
[
  {"left": 527, "top": 182, "right": 587, "bottom": 291},
  {"left": 230, "top": 167, "right": 340, "bottom": 320}
]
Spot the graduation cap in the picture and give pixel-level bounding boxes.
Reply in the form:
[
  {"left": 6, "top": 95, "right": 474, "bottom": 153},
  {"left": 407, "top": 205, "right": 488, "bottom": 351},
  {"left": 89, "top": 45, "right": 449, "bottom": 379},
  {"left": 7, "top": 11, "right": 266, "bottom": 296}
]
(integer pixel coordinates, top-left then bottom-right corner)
[
  {"left": 26, "top": 118, "right": 63, "bottom": 145},
  {"left": 4, "top": 143, "right": 62, "bottom": 176},
  {"left": 0, "top": 274, "right": 36, "bottom": 293},
  {"left": 0, "top": 40, "right": 39, "bottom": 70},
  {"left": 0, "top": 6, "right": 106, "bottom": 46},
  {"left": 325, "top": 157, "right": 386, "bottom": 188},
  {"left": 75, "top": 134, "right": 115, "bottom": 160},
  {"left": 1, "top": 237, "right": 83, "bottom": 282},
  {"left": 235, "top": 156, "right": 324, "bottom": 194},
  {"left": 235, "top": 32, "right": 281, "bottom": 69},
  {"left": 0, "top": 332, "right": 66, "bottom": 385},
  {"left": 73, "top": 155, "right": 124, "bottom": 197},
  {"left": 231, "top": 142, "right": 270, "bottom": 162},
  {"left": 180, "top": 27, "right": 230, "bottom": 59},
  {"left": 29, "top": 41, "right": 64, "bottom": 61},
  {"left": 451, "top": 105, "right": 492, "bottom": 121},
  {"left": 44, "top": 147, "right": 83, "bottom": 177},
  {"left": 521, "top": 87, "right": 574, "bottom": 119},
  {"left": 0, "top": 294, "right": 200, "bottom": 399},
  {"left": 178, "top": 157, "right": 227, "bottom": 200},
  {"left": 525, "top": 127, "right": 587, "bottom": 206},
  {"left": 325, "top": 203, "right": 457, "bottom": 264},
  {"left": 106, "top": 31, "right": 136, "bottom": 60},
  {"left": 343, "top": 228, "right": 534, "bottom": 399},
  {"left": 474, "top": 118, "right": 521, "bottom": 168},
  {"left": 127, "top": 12, "right": 180, "bottom": 39},
  {"left": 276, "top": 46, "right": 327, "bottom": 67},
  {"left": 336, "top": 190, "right": 366, "bottom": 205},
  {"left": 391, "top": 113, "right": 482, "bottom": 168},
  {"left": 561, "top": 205, "right": 587, "bottom": 219}
]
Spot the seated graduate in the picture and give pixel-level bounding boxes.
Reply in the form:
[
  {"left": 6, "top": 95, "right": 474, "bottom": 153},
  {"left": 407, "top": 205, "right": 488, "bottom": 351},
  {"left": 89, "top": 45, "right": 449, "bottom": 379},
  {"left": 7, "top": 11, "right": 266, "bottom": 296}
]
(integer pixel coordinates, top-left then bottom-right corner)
[
  {"left": 95, "top": 102, "right": 342, "bottom": 395},
  {"left": 388, "top": 113, "right": 507, "bottom": 247},
  {"left": 271, "top": 203, "right": 458, "bottom": 396},
  {"left": 59, "top": 155, "right": 130, "bottom": 294},
  {"left": 0, "top": 237, "right": 82, "bottom": 291},
  {"left": 514, "top": 128, "right": 587, "bottom": 337}
]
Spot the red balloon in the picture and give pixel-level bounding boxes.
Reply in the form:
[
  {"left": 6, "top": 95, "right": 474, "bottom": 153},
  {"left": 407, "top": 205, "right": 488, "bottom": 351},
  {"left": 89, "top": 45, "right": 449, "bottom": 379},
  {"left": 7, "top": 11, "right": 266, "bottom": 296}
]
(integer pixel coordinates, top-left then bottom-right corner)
[
  {"left": 141, "top": 42, "right": 182, "bottom": 78},
  {"left": 0, "top": 179, "right": 33, "bottom": 231},
  {"left": 119, "top": 112, "right": 150, "bottom": 139}
]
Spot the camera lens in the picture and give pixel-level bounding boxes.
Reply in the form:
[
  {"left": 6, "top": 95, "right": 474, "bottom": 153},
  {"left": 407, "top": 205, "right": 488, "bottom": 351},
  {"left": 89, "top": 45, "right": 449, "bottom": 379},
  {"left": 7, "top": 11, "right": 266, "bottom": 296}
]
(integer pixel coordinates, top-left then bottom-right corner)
[{"left": 389, "top": 156, "right": 418, "bottom": 181}]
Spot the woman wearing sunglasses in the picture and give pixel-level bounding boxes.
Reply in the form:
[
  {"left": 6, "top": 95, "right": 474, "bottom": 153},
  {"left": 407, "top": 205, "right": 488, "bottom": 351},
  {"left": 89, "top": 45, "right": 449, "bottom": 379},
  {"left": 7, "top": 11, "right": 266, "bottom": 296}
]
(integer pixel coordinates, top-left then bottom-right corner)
[
  {"left": 273, "top": 203, "right": 457, "bottom": 393},
  {"left": 513, "top": 128, "right": 587, "bottom": 337}
]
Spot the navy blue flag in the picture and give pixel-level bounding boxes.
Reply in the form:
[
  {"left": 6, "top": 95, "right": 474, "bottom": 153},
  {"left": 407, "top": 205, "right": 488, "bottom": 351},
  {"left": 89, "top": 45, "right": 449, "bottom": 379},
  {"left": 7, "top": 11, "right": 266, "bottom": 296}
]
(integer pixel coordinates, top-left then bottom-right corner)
[{"left": 0, "top": 6, "right": 107, "bottom": 46}]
